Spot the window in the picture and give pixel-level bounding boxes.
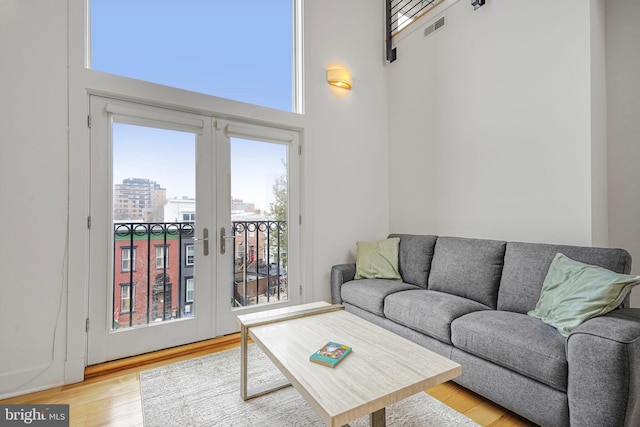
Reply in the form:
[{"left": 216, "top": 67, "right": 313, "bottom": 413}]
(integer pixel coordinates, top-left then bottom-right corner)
[
  {"left": 186, "top": 278, "right": 195, "bottom": 303},
  {"left": 90, "top": 0, "right": 296, "bottom": 112},
  {"left": 182, "top": 213, "right": 195, "bottom": 222},
  {"left": 121, "top": 247, "right": 136, "bottom": 272},
  {"left": 386, "top": 0, "right": 444, "bottom": 62},
  {"left": 155, "top": 245, "right": 169, "bottom": 269},
  {"left": 120, "top": 283, "right": 135, "bottom": 313},
  {"left": 186, "top": 245, "right": 194, "bottom": 266}
]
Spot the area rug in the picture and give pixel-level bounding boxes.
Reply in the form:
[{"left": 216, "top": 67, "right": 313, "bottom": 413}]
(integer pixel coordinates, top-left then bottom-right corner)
[{"left": 140, "top": 345, "right": 480, "bottom": 427}]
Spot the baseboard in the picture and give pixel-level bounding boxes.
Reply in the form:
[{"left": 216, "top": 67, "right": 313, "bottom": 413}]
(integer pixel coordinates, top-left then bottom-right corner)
[{"left": 0, "top": 365, "right": 64, "bottom": 400}]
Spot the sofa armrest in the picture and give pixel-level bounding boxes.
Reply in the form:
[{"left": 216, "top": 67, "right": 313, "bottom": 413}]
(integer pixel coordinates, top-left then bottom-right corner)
[
  {"left": 330, "top": 263, "right": 356, "bottom": 304},
  {"left": 567, "top": 309, "right": 640, "bottom": 427}
]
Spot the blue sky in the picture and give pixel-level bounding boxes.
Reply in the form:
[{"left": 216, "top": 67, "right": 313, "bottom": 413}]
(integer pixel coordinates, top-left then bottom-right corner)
[
  {"left": 91, "top": 0, "right": 293, "bottom": 110},
  {"left": 93, "top": 1, "right": 292, "bottom": 212}
]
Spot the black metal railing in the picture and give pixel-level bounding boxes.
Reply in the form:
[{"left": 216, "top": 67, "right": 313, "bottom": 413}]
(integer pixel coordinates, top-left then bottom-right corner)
[
  {"left": 387, "top": 0, "right": 442, "bottom": 62},
  {"left": 112, "top": 220, "right": 289, "bottom": 329},
  {"left": 231, "top": 220, "right": 288, "bottom": 307},
  {"left": 113, "top": 222, "right": 194, "bottom": 329}
]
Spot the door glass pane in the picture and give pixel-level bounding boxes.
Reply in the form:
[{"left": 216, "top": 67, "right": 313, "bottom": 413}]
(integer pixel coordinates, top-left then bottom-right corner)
[
  {"left": 112, "top": 123, "right": 196, "bottom": 329},
  {"left": 230, "top": 138, "right": 288, "bottom": 307},
  {"left": 90, "top": 0, "right": 294, "bottom": 112}
]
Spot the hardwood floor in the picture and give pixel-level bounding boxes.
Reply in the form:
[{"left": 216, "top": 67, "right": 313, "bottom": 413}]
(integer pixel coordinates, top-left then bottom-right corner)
[{"left": 1, "top": 334, "right": 536, "bottom": 426}]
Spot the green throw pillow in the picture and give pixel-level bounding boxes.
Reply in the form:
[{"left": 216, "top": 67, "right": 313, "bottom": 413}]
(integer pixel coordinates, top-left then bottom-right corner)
[
  {"left": 354, "top": 238, "right": 402, "bottom": 281},
  {"left": 528, "top": 253, "right": 640, "bottom": 336}
]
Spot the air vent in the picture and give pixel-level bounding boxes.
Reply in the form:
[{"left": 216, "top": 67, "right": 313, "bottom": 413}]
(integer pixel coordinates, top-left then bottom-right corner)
[{"left": 424, "top": 16, "right": 446, "bottom": 38}]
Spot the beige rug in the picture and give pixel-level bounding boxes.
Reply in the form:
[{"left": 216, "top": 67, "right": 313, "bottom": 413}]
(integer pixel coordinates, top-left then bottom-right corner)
[{"left": 140, "top": 345, "right": 480, "bottom": 427}]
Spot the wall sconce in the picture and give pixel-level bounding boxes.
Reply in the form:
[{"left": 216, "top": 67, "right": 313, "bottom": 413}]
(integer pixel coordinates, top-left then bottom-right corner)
[
  {"left": 471, "top": 0, "right": 485, "bottom": 10},
  {"left": 327, "top": 68, "right": 352, "bottom": 90}
]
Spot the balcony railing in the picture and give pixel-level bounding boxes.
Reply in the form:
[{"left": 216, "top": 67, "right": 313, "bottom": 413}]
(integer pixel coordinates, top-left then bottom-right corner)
[
  {"left": 111, "top": 220, "right": 288, "bottom": 329},
  {"left": 113, "top": 222, "right": 195, "bottom": 329},
  {"left": 231, "top": 220, "right": 288, "bottom": 307}
]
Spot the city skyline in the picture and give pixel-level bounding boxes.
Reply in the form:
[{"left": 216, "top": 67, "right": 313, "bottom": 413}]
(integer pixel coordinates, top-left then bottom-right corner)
[{"left": 113, "top": 123, "right": 287, "bottom": 214}]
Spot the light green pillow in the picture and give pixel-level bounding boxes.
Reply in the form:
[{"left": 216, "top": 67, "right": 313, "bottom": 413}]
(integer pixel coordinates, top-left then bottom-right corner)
[
  {"left": 528, "top": 253, "right": 640, "bottom": 336},
  {"left": 354, "top": 238, "right": 402, "bottom": 281}
]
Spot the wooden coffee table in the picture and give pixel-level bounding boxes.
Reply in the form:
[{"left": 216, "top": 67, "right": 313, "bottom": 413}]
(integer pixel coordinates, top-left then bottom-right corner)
[{"left": 238, "top": 302, "right": 461, "bottom": 427}]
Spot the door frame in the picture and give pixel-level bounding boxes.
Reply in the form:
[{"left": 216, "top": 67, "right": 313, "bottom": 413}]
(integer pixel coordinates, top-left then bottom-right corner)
[
  {"left": 87, "top": 95, "right": 216, "bottom": 365},
  {"left": 214, "top": 120, "right": 303, "bottom": 335},
  {"left": 86, "top": 96, "right": 305, "bottom": 363}
]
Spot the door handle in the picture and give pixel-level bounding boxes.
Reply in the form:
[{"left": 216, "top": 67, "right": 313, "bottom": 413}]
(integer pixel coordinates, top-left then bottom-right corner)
[
  {"left": 220, "top": 227, "right": 235, "bottom": 255},
  {"left": 194, "top": 228, "right": 209, "bottom": 256}
]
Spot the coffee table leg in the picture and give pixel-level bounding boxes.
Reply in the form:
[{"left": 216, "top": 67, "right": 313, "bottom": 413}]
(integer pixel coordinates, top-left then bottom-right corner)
[
  {"left": 369, "top": 408, "right": 386, "bottom": 427},
  {"left": 241, "top": 324, "right": 249, "bottom": 400},
  {"left": 240, "top": 323, "right": 291, "bottom": 401}
]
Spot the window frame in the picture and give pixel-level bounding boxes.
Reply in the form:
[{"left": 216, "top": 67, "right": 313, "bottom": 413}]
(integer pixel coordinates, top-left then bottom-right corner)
[
  {"left": 185, "top": 244, "right": 194, "bottom": 266},
  {"left": 185, "top": 277, "right": 195, "bottom": 303},
  {"left": 87, "top": 0, "right": 303, "bottom": 114},
  {"left": 120, "top": 282, "right": 135, "bottom": 313},
  {"left": 155, "top": 245, "right": 169, "bottom": 269},
  {"left": 121, "top": 246, "right": 137, "bottom": 272},
  {"left": 69, "top": 1, "right": 307, "bottom": 367}
]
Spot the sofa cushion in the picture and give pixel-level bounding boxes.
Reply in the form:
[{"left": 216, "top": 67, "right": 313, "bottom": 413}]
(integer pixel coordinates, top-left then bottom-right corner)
[
  {"left": 389, "top": 234, "right": 438, "bottom": 289},
  {"left": 428, "top": 236, "right": 506, "bottom": 309},
  {"left": 528, "top": 253, "right": 640, "bottom": 336},
  {"left": 498, "top": 242, "right": 633, "bottom": 313},
  {"left": 341, "top": 279, "right": 420, "bottom": 317},
  {"left": 354, "top": 238, "right": 402, "bottom": 281},
  {"left": 384, "top": 289, "right": 491, "bottom": 344},
  {"left": 451, "top": 311, "right": 568, "bottom": 392}
]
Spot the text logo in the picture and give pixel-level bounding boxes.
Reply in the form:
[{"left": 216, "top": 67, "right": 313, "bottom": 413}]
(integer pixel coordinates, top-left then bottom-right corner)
[{"left": 0, "top": 405, "right": 69, "bottom": 426}]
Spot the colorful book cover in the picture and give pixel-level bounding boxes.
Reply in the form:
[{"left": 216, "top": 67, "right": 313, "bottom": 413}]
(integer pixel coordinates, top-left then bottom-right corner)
[{"left": 309, "top": 342, "right": 352, "bottom": 367}]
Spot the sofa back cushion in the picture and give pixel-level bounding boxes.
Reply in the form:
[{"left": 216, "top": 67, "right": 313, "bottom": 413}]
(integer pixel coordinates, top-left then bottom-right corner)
[
  {"left": 428, "top": 236, "right": 507, "bottom": 308},
  {"left": 498, "top": 242, "right": 632, "bottom": 313},
  {"left": 388, "top": 234, "right": 438, "bottom": 289}
]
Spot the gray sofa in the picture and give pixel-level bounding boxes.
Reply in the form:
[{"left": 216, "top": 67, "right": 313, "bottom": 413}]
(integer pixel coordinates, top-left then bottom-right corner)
[{"left": 330, "top": 234, "right": 640, "bottom": 427}]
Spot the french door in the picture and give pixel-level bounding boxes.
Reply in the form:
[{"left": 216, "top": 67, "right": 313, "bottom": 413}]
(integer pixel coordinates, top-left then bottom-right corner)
[
  {"left": 87, "top": 96, "right": 300, "bottom": 365},
  {"left": 214, "top": 121, "right": 301, "bottom": 334}
]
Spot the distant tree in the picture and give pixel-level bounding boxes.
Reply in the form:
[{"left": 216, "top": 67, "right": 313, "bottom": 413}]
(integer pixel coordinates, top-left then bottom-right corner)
[
  {"left": 267, "top": 168, "right": 288, "bottom": 268},
  {"left": 113, "top": 208, "right": 130, "bottom": 221}
]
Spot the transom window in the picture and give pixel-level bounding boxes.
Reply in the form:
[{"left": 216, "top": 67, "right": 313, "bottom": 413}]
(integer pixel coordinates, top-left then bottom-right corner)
[{"left": 90, "top": 0, "right": 296, "bottom": 112}]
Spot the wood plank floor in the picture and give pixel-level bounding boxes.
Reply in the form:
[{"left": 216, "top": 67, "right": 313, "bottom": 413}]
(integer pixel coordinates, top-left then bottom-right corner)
[{"left": 1, "top": 334, "right": 537, "bottom": 426}]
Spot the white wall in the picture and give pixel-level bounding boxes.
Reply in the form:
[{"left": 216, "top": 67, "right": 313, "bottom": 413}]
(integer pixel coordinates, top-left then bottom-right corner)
[
  {"left": 0, "top": 0, "right": 388, "bottom": 398},
  {"left": 304, "top": 1, "right": 390, "bottom": 301},
  {"left": 0, "top": 0, "right": 69, "bottom": 396},
  {"left": 389, "top": 0, "right": 603, "bottom": 246},
  {"left": 589, "top": 0, "right": 609, "bottom": 248},
  {"left": 606, "top": 0, "right": 640, "bottom": 305}
]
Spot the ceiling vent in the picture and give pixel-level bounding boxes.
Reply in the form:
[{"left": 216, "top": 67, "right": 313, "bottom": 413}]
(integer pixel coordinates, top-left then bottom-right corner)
[{"left": 424, "top": 16, "right": 446, "bottom": 38}]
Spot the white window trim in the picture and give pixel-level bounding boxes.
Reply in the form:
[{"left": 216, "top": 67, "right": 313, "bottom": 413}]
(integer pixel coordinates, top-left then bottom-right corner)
[
  {"left": 120, "top": 283, "right": 135, "bottom": 313},
  {"left": 155, "top": 245, "right": 169, "bottom": 269},
  {"left": 186, "top": 278, "right": 195, "bottom": 303},
  {"left": 186, "top": 245, "right": 194, "bottom": 266}
]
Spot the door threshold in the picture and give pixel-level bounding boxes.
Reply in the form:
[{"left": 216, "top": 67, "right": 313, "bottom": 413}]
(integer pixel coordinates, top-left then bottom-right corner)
[{"left": 84, "top": 333, "right": 241, "bottom": 379}]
